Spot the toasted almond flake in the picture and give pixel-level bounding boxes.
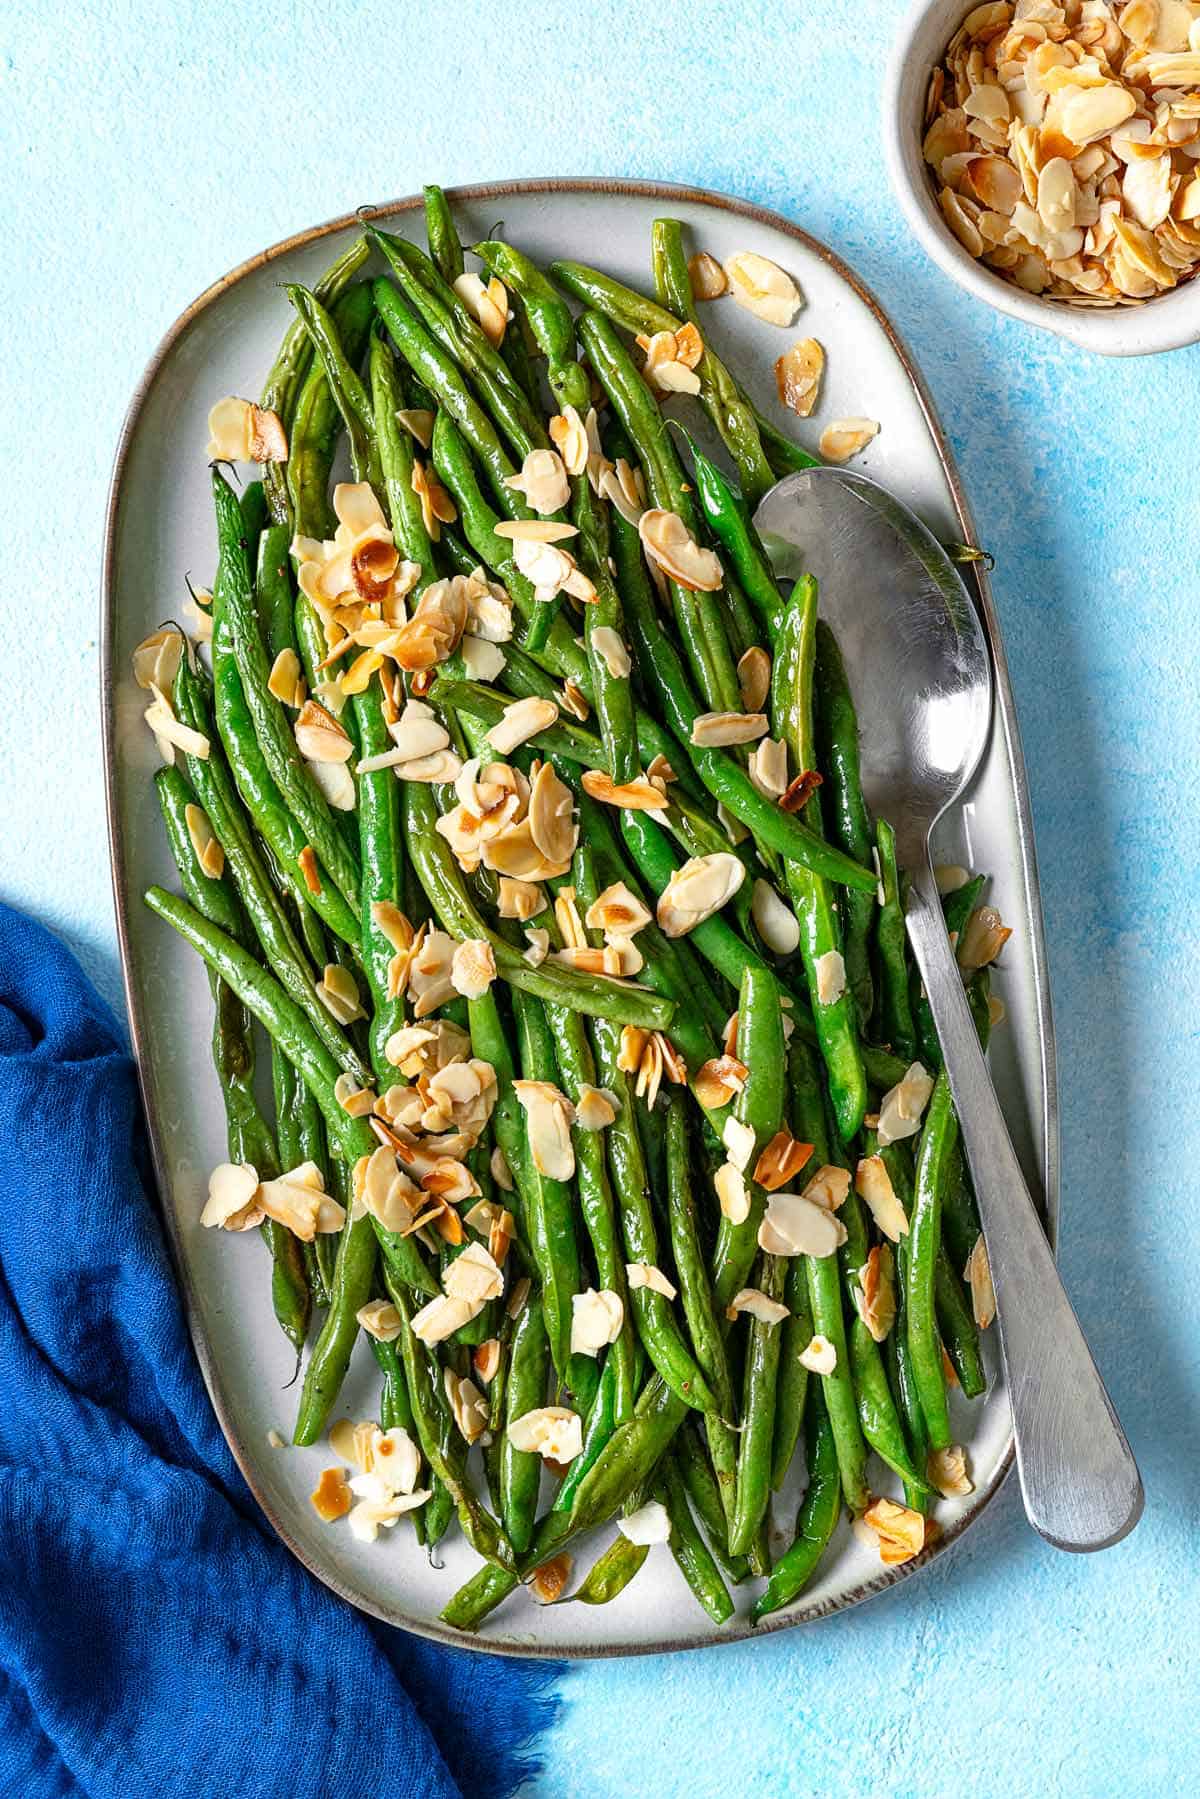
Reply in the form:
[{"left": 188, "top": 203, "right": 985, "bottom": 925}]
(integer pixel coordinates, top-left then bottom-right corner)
[
  {"left": 751, "top": 879, "right": 800, "bottom": 955},
  {"left": 802, "top": 1165, "right": 852, "bottom": 1214},
  {"left": 877, "top": 1063, "right": 935, "bottom": 1146},
  {"left": 548, "top": 403, "right": 589, "bottom": 475},
  {"left": 298, "top": 845, "right": 322, "bottom": 894},
  {"left": 266, "top": 646, "right": 304, "bottom": 709},
  {"left": 748, "top": 737, "right": 788, "bottom": 799},
  {"left": 410, "top": 458, "right": 457, "bottom": 539},
  {"left": 638, "top": 508, "right": 724, "bottom": 592},
  {"left": 497, "top": 876, "right": 546, "bottom": 922},
  {"left": 571, "top": 1288, "right": 625, "bottom": 1356},
  {"left": 590, "top": 624, "right": 631, "bottom": 680},
  {"left": 774, "top": 337, "right": 825, "bottom": 417},
  {"left": 754, "top": 1130, "right": 814, "bottom": 1192},
  {"left": 355, "top": 1298, "right": 403, "bottom": 1342},
  {"left": 929, "top": 1443, "right": 975, "bottom": 1499},
  {"left": 862, "top": 1496, "right": 927, "bottom": 1565},
  {"left": 723, "top": 250, "right": 802, "bottom": 325},
  {"left": 798, "top": 1334, "right": 837, "bottom": 1375},
  {"left": 450, "top": 938, "right": 496, "bottom": 1000},
  {"left": 576, "top": 1084, "right": 620, "bottom": 1131},
  {"left": 132, "top": 627, "right": 184, "bottom": 693},
  {"left": 505, "top": 446, "right": 571, "bottom": 515},
  {"left": 523, "top": 927, "right": 550, "bottom": 967},
  {"left": 690, "top": 709, "right": 769, "bottom": 748},
  {"left": 559, "top": 678, "right": 590, "bottom": 722},
  {"left": 657, "top": 852, "right": 745, "bottom": 938},
  {"left": 509, "top": 1406, "right": 584, "bottom": 1462},
  {"left": 964, "top": 1233, "right": 997, "bottom": 1328},
  {"left": 266, "top": 1427, "right": 285, "bottom": 1449},
  {"left": 529, "top": 1551, "right": 573, "bottom": 1604},
  {"left": 714, "top": 1161, "right": 750, "bottom": 1224},
  {"left": 295, "top": 699, "right": 353, "bottom": 764},
  {"left": 316, "top": 962, "right": 364, "bottom": 1025},
  {"left": 855, "top": 1155, "right": 910, "bottom": 1241},
  {"left": 615, "top": 1500, "right": 671, "bottom": 1548},
  {"left": 626, "top": 1260, "right": 677, "bottom": 1300},
  {"left": 207, "top": 396, "right": 288, "bottom": 463},
  {"left": 694, "top": 1054, "right": 749, "bottom": 1110},
  {"left": 143, "top": 683, "right": 210, "bottom": 764},
  {"left": 956, "top": 904, "right": 1012, "bottom": 974},
  {"left": 201, "top": 1161, "right": 262, "bottom": 1231},
  {"left": 493, "top": 517, "right": 578, "bottom": 544},
  {"left": 334, "top": 1073, "right": 376, "bottom": 1119},
  {"left": 453, "top": 271, "right": 509, "bottom": 346},
  {"left": 820, "top": 417, "right": 881, "bottom": 462},
  {"left": 310, "top": 1466, "right": 352, "bottom": 1522},
  {"left": 182, "top": 803, "right": 224, "bottom": 880},
  {"left": 618, "top": 1025, "right": 649, "bottom": 1074},
  {"left": 780, "top": 768, "right": 824, "bottom": 814},
  {"left": 855, "top": 1243, "right": 897, "bottom": 1343},
  {"left": 513, "top": 1079, "right": 576, "bottom": 1181},
  {"left": 487, "top": 695, "right": 559, "bottom": 755},
  {"left": 758, "top": 1189, "right": 847, "bottom": 1258},
  {"left": 580, "top": 769, "right": 669, "bottom": 811},
  {"left": 726, "top": 1286, "right": 790, "bottom": 1326},
  {"left": 736, "top": 645, "right": 772, "bottom": 714},
  {"left": 444, "top": 1368, "right": 490, "bottom": 1446},
  {"left": 688, "top": 250, "right": 728, "bottom": 299},
  {"left": 584, "top": 881, "right": 652, "bottom": 937},
  {"left": 394, "top": 406, "right": 434, "bottom": 448}
]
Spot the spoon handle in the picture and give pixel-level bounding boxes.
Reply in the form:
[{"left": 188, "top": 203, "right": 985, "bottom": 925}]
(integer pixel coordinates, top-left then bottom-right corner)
[{"left": 904, "top": 857, "right": 1143, "bottom": 1552}]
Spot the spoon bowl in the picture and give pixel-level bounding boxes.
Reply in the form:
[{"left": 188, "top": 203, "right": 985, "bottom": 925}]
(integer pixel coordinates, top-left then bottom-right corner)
[{"left": 755, "top": 466, "right": 1143, "bottom": 1554}]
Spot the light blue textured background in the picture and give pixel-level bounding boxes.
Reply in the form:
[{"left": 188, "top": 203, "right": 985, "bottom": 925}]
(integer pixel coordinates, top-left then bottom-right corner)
[{"left": 2, "top": 1, "right": 1196, "bottom": 1794}]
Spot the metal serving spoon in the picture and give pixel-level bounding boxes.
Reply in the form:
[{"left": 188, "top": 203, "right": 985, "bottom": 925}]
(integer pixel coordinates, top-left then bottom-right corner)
[{"left": 755, "top": 467, "right": 1143, "bottom": 1552}]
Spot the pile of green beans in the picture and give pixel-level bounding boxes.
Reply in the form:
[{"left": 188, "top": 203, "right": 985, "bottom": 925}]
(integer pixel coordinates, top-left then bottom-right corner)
[{"left": 142, "top": 189, "right": 1002, "bottom": 1636}]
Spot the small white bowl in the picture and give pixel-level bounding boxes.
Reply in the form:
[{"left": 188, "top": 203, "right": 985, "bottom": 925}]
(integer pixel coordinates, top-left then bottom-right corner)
[{"left": 883, "top": 0, "right": 1200, "bottom": 356}]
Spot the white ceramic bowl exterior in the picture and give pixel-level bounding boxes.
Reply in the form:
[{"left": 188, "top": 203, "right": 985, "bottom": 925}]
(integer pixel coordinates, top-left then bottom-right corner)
[
  {"left": 884, "top": 0, "right": 1200, "bottom": 356},
  {"left": 104, "top": 180, "right": 1058, "bottom": 1657}
]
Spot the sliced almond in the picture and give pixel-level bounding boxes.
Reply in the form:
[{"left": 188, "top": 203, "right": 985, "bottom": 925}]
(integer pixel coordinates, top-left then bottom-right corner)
[
  {"left": 964, "top": 1232, "right": 996, "bottom": 1329},
  {"left": 861, "top": 1496, "right": 927, "bottom": 1566},
  {"left": 529, "top": 1551, "right": 573, "bottom": 1604},
  {"left": 590, "top": 624, "right": 631, "bottom": 679},
  {"left": 626, "top": 1260, "right": 677, "bottom": 1300},
  {"left": 497, "top": 876, "right": 546, "bottom": 922},
  {"left": 798, "top": 1334, "right": 838, "bottom": 1375},
  {"left": 295, "top": 699, "right": 353, "bottom": 764},
  {"left": 774, "top": 338, "right": 825, "bottom": 417},
  {"left": 726, "top": 1287, "right": 789, "bottom": 1326},
  {"left": 714, "top": 1161, "right": 750, "bottom": 1224},
  {"left": 758, "top": 1189, "right": 847, "bottom": 1257},
  {"left": 580, "top": 769, "right": 669, "bottom": 811},
  {"left": 453, "top": 272, "right": 509, "bottom": 347},
  {"left": 723, "top": 250, "right": 802, "bottom": 325},
  {"left": 487, "top": 696, "right": 559, "bottom": 755},
  {"left": 855, "top": 1243, "right": 897, "bottom": 1343},
  {"left": 656, "top": 852, "right": 745, "bottom": 938},
  {"left": 585, "top": 881, "right": 652, "bottom": 937},
  {"left": 310, "top": 1466, "right": 352, "bottom": 1523},
  {"left": 513, "top": 1079, "right": 576, "bottom": 1181},
  {"left": 751, "top": 879, "right": 800, "bottom": 955},
  {"left": 505, "top": 447, "right": 571, "bottom": 515},
  {"left": 687, "top": 250, "right": 728, "bottom": 299},
  {"left": 690, "top": 710, "right": 768, "bottom": 748},
  {"left": 819, "top": 418, "right": 881, "bottom": 463},
  {"left": 854, "top": 1155, "right": 909, "bottom": 1241},
  {"left": 334, "top": 1073, "right": 376, "bottom": 1119},
  {"left": 508, "top": 1406, "right": 583, "bottom": 1462},
  {"left": 753, "top": 1130, "right": 814, "bottom": 1192},
  {"left": 638, "top": 509, "right": 723, "bottom": 593},
  {"left": 570, "top": 1288, "right": 625, "bottom": 1355},
  {"left": 876, "top": 1063, "right": 935, "bottom": 1147},
  {"left": 184, "top": 803, "right": 224, "bottom": 879},
  {"left": 693, "top": 1054, "right": 749, "bottom": 1110},
  {"left": 355, "top": 1299, "right": 403, "bottom": 1342},
  {"left": 450, "top": 937, "right": 497, "bottom": 1000},
  {"left": 316, "top": 963, "right": 364, "bottom": 1025}
]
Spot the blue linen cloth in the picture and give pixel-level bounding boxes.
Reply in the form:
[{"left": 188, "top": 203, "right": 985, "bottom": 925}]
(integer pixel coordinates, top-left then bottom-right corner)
[{"left": 0, "top": 902, "right": 559, "bottom": 1798}]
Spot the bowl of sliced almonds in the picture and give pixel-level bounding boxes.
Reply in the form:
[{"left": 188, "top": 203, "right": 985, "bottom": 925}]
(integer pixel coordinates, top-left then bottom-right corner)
[{"left": 884, "top": 0, "right": 1200, "bottom": 353}]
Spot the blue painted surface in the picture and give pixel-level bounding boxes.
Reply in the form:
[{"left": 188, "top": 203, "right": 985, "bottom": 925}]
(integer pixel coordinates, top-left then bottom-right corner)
[{"left": 2, "top": 1, "right": 1196, "bottom": 1793}]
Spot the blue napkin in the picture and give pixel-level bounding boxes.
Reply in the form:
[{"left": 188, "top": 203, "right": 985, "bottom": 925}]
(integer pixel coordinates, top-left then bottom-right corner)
[{"left": 0, "top": 903, "right": 560, "bottom": 1798}]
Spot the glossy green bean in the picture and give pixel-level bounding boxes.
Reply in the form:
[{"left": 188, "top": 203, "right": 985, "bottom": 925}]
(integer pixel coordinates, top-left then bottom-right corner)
[
  {"left": 813, "top": 620, "right": 875, "bottom": 1027},
  {"left": 906, "top": 1069, "right": 958, "bottom": 1452},
  {"left": 729, "top": 1251, "right": 786, "bottom": 1555},
  {"left": 423, "top": 184, "right": 464, "bottom": 283},
  {"left": 874, "top": 817, "right": 917, "bottom": 1059},
  {"left": 752, "top": 1380, "right": 841, "bottom": 1621},
  {"left": 659, "top": 1457, "right": 734, "bottom": 1625},
  {"left": 713, "top": 964, "right": 786, "bottom": 1308},
  {"left": 286, "top": 281, "right": 375, "bottom": 540},
  {"left": 500, "top": 1290, "right": 550, "bottom": 1556}
]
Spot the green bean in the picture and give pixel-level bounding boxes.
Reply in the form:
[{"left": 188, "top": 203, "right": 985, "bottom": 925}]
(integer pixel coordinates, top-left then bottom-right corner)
[
  {"left": 510, "top": 987, "right": 584, "bottom": 1383},
  {"left": 290, "top": 1207, "right": 376, "bottom": 1445},
  {"left": 757, "top": 412, "right": 822, "bottom": 478},
  {"left": 260, "top": 236, "right": 369, "bottom": 528},
  {"left": 287, "top": 281, "right": 376, "bottom": 540},
  {"left": 556, "top": 1355, "right": 619, "bottom": 1513},
  {"left": 651, "top": 219, "right": 776, "bottom": 505},
  {"left": 936, "top": 1245, "right": 987, "bottom": 1399},
  {"left": 577, "top": 309, "right": 741, "bottom": 717},
  {"left": 173, "top": 649, "right": 369, "bottom": 1076},
  {"left": 752, "top": 1380, "right": 841, "bottom": 1621},
  {"left": 369, "top": 331, "right": 439, "bottom": 589},
  {"left": 588, "top": 1018, "right": 716, "bottom": 1414},
  {"left": 772, "top": 576, "right": 867, "bottom": 1141},
  {"left": 272, "top": 1044, "right": 334, "bottom": 1307},
  {"left": 684, "top": 431, "right": 783, "bottom": 636},
  {"left": 214, "top": 471, "right": 363, "bottom": 912},
  {"left": 812, "top": 621, "right": 876, "bottom": 1027},
  {"left": 387, "top": 1283, "right": 516, "bottom": 1570},
  {"left": 674, "top": 1421, "right": 750, "bottom": 1583},
  {"left": 659, "top": 1457, "right": 734, "bottom": 1625},
  {"left": 790, "top": 1039, "right": 870, "bottom": 1513},
  {"left": 770, "top": 1257, "right": 813, "bottom": 1491},
  {"left": 874, "top": 817, "right": 916, "bottom": 1059},
  {"left": 423, "top": 184, "right": 464, "bottom": 283},
  {"left": 475, "top": 238, "right": 591, "bottom": 414},
  {"left": 571, "top": 1532, "right": 648, "bottom": 1605},
  {"left": 572, "top": 480, "right": 639, "bottom": 788},
  {"left": 729, "top": 1251, "right": 786, "bottom": 1555},
  {"left": 371, "top": 229, "right": 544, "bottom": 460},
  {"left": 352, "top": 678, "right": 406, "bottom": 1084},
  {"left": 285, "top": 284, "right": 379, "bottom": 490},
  {"left": 373, "top": 275, "right": 530, "bottom": 516},
  {"left": 906, "top": 1069, "right": 958, "bottom": 1452},
  {"left": 155, "top": 766, "right": 311, "bottom": 1351},
  {"left": 546, "top": 994, "right": 638, "bottom": 1423},
  {"left": 664, "top": 1093, "right": 738, "bottom": 1521},
  {"left": 713, "top": 964, "right": 785, "bottom": 1308},
  {"left": 500, "top": 1290, "right": 550, "bottom": 1556}
]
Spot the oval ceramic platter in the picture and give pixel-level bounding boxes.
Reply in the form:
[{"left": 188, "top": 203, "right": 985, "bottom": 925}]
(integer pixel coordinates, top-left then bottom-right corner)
[{"left": 103, "top": 179, "right": 1058, "bottom": 1658}]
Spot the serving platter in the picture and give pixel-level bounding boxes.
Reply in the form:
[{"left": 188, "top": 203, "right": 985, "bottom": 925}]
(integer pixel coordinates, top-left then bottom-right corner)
[{"left": 102, "top": 179, "right": 1058, "bottom": 1657}]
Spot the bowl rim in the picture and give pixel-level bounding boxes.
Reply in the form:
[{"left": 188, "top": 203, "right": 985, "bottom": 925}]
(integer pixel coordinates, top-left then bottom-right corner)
[{"left": 882, "top": 0, "right": 1200, "bottom": 356}]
